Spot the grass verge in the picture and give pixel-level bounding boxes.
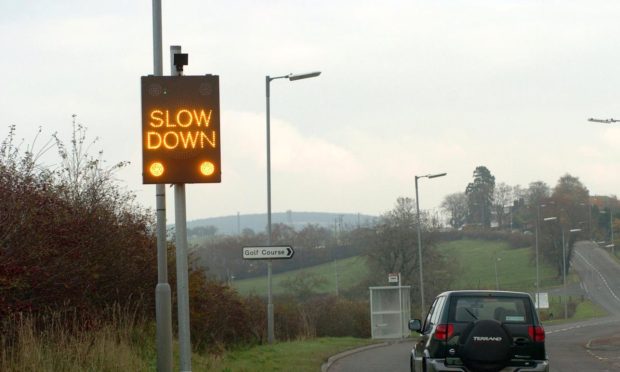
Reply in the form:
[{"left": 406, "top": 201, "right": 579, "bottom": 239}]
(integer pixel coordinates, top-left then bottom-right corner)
[
  {"left": 542, "top": 298, "right": 608, "bottom": 326},
  {"left": 202, "top": 337, "right": 376, "bottom": 372},
  {"left": 1, "top": 311, "right": 375, "bottom": 372}
]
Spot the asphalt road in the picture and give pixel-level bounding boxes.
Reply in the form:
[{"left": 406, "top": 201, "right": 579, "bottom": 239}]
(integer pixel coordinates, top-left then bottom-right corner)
[
  {"left": 328, "top": 340, "right": 415, "bottom": 372},
  {"left": 545, "top": 241, "right": 620, "bottom": 371},
  {"left": 328, "top": 241, "right": 620, "bottom": 372}
]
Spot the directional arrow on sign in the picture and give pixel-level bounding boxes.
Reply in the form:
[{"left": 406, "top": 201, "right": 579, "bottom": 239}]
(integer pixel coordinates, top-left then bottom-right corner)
[{"left": 242, "top": 245, "right": 295, "bottom": 260}]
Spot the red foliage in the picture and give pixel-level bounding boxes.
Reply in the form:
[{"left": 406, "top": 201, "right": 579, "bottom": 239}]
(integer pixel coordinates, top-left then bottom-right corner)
[{"left": 0, "top": 127, "right": 157, "bottom": 320}]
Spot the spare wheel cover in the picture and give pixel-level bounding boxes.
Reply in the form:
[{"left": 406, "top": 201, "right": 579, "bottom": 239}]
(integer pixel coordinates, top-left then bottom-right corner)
[{"left": 459, "top": 319, "right": 512, "bottom": 372}]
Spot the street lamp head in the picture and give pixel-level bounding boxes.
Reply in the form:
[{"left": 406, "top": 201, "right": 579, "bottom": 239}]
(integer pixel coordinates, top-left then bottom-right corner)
[
  {"left": 428, "top": 172, "right": 447, "bottom": 179},
  {"left": 589, "top": 117, "right": 619, "bottom": 123},
  {"left": 543, "top": 217, "right": 557, "bottom": 221},
  {"left": 417, "top": 172, "right": 447, "bottom": 180},
  {"left": 569, "top": 228, "right": 582, "bottom": 233},
  {"left": 288, "top": 71, "right": 321, "bottom": 81}
]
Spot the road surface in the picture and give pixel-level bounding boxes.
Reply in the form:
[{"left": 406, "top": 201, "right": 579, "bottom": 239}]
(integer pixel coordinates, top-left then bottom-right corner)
[
  {"left": 328, "top": 241, "right": 620, "bottom": 372},
  {"left": 545, "top": 241, "right": 620, "bottom": 371}
]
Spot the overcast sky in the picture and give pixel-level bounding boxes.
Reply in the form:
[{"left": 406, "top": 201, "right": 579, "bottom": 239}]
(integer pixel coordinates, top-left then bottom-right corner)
[{"left": 1, "top": 0, "right": 620, "bottom": 222}]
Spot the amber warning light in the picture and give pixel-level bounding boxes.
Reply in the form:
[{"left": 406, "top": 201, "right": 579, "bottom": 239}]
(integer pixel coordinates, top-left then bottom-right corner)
[{"left": 141, "top": 75, "right": 221, "bottom": 184}]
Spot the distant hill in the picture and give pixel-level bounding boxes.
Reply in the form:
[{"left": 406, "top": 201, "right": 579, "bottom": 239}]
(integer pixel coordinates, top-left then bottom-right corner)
[{"left": 187, "top": 211, "right": 378, "bottom": 235}]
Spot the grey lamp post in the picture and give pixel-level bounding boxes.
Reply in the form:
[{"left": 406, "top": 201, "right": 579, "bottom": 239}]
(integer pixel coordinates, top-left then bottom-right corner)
[
  {"left": 600, "top": 208, "right": 615, "bottom": 256},
  {"left": 535, "top": 203, "right": 553, "bottom": 309},
  {"left": 494, "top": 255, "right": 502, "bottom": 290},
  {"left": 542, "top": 216, "right": 557, "bottom": 312},
  {"left": 415, "top": 172, "right": 447, "bottom": 318},
  {"left": 265, "top": 71, "right": 320, "bottom": 344},
  {"left": 562, "top": 228, "right": 582, "bottom": 319}
]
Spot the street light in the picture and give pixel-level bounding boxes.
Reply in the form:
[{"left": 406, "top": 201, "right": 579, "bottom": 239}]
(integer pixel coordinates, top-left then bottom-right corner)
[
  {"left": 543, "top": 216, "right": 576, "bottom": 318},
  {"left": 265, "top": 70, "right": 320, "bottom": 344},
  {"left": 579, "top": 202, "right": 592, "bottom": 241},
  {"left": 415, "top": 172, "right": 447, "bottom": 318},
  {"left": 588, "top": 117, "right": 620, "bottom": 123},
  {"left": 535, "top": 204, "right": 553, "bottom": 309},
  {"left": 494, "top": 255, "right": 502, "bottom": 290},
  {"left": 561, "top": 228, "right": 581, "bottom": 319},
  {"left": 599, "top": 208, "right": 615, "bottom": 256}
]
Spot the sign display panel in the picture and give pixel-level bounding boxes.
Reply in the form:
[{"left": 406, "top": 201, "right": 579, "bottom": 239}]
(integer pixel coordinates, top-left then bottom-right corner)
[
  {"left": 242, "top": 246, "right": 295, "bottom": 260},
  {"left": 141, "top": 75, "right": 221, "bottom": 184}
]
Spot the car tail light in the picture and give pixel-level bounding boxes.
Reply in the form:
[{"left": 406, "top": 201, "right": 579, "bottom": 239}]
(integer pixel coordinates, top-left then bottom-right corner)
[
  {"left": 528, "top": 325, "right": 545, "bottom": 342},
  {"left": 434, "top": 324, "right": 454, "bottom": 341}
]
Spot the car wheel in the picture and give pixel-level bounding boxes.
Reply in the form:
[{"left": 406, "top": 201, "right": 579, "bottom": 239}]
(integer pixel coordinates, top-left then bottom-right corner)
[{"left": 458, "top": 319, "right": 512, "bottom": 372}]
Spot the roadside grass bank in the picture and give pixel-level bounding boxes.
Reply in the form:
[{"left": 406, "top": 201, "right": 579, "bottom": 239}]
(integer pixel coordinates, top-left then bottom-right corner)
[
  {"left": 0, "top": 310, "right": 374, "bottom": 372},
  {"left": 542, "top": 298, "right": 608, "bottom": 326},
  {"left": 202, "top": 337, "right": 376, "bottom": 372},
  {"left": 0, "top": 309, "right": 156, "bottom": 372},
  {"left": 437, "top": 240, "right": 561, "bottom": 292}
]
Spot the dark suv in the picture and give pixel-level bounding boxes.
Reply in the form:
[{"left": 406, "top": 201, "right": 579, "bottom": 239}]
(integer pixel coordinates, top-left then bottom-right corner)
[{"left": 408, "top": 290, "right": 549, "bottom": 372}]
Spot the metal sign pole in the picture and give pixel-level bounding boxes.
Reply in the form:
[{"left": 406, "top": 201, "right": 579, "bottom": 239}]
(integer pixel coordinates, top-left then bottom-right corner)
[
  {"left": 266, "top": 76, "right": 275, "bottom": 344},
  {"left": 171, "top": 45, "right": 192, "bottom": 372},
  {"left": 151, "top": 1, "right": 173, "bottom": 371}
]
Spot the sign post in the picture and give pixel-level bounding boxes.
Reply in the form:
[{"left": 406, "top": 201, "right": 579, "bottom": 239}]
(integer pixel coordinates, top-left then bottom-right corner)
[{"left": 142, "top": 46, "right": 221, "bottom": 372}]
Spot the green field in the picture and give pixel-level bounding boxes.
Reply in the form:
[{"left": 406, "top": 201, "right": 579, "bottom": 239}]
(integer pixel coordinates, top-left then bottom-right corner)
[
  {"left": 233, "top": 255, "right": 370, "bottom": 296},
  {"left": 438, "top": 240, "right": 562, "bottom": 292},
  {"left": 233, "top": 239, "right": 565, "bottom": 297}
]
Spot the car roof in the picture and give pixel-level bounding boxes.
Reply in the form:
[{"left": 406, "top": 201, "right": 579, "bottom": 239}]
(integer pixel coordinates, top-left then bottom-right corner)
[{"left": 437, "top": 290, "right": 532, "bottom": 298}]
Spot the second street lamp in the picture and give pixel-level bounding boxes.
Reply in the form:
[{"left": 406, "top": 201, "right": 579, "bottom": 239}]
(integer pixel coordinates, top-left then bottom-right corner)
[
  {"left": 265, "top": 71, "right": 320, "bottom": 344},
  {"left": 415, "top": 172, "right": 447, "bottom": 319},
  {"left": 562, "top": 228, "right": 582, "bottom": 319}
]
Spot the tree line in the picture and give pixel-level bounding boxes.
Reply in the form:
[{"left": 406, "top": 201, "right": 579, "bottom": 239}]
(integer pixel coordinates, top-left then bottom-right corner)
[{"left": 442, "top": 165, "right": 619, "bottom": 276}]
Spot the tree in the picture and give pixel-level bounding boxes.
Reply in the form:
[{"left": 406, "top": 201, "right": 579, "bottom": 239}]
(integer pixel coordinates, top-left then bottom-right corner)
[
  {"left": 527, "top": 181, "right": 551, "bottom": 207},
  {"left": 441, "top": 192, "right": 468, "bottom": 229},
  {"left": 493, "top": 183, "right": 513, "bottom": 229},
  {"left": 540, "top": 174, "right": 589, "bottom": 276},
  {"left": 365, "top": 197, "right": 455, "bottom": 308},
  {"left": 465, "top": 166, "right": 495, "bottom": 227}
]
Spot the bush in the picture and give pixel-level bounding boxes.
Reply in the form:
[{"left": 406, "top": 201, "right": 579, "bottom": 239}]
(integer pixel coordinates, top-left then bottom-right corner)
[
  {"left": 312, "top": 296, "right": 370, "bottom": 338},
  {"left": 188, "top": 271, "right": 257, "bottom": 352},
  {"left": 0, "top": 124, "right": 156, "bottom": 321},
  {"left": 273, "top": 294, "right": 370, "bottom": 340}
]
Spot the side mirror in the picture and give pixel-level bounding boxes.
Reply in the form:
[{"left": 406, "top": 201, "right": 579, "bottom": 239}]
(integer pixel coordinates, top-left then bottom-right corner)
[{"left": 408, "top": 319, "right": 422, "bottom": 333}]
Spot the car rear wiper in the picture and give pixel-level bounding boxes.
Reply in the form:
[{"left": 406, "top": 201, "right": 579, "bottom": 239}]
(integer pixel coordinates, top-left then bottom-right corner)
[{"left": 465, "top": 309, "right": 478, "bottom": 320}]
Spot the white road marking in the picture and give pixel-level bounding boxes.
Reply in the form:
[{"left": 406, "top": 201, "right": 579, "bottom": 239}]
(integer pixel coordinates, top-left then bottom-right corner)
[{"left": 575, "top": 251, "right": 620, "bottom": 304}]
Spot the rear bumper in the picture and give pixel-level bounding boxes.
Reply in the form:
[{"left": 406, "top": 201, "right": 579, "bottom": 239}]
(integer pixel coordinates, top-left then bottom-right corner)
[{"left": 426, "top": 358, "right": 549, "bottom": 372}]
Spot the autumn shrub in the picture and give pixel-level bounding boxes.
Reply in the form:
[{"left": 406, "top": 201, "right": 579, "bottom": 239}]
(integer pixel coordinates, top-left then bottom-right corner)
[
  {"left": 0, "top": 124, "right": 156, "bottom": 323},
  {"left": 311, "top": 296, "right": 370, "bottom": 338},
  {"left": 187, "top": 268, "right": 258, "bottom": 352},
  {"left": 243, "top": 294, "right": 267, "bottom": 343},
  {"left": 271, "top": 294, "right": 370, "bottom": 340},
  {"left": 274, "top": 296, "right": 314, "bottom": 340}
]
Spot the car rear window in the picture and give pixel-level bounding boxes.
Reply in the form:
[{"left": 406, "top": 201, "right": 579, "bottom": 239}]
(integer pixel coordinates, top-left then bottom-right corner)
[{"left": 449, "top": 296, "right": 531, "bottom": 323}]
